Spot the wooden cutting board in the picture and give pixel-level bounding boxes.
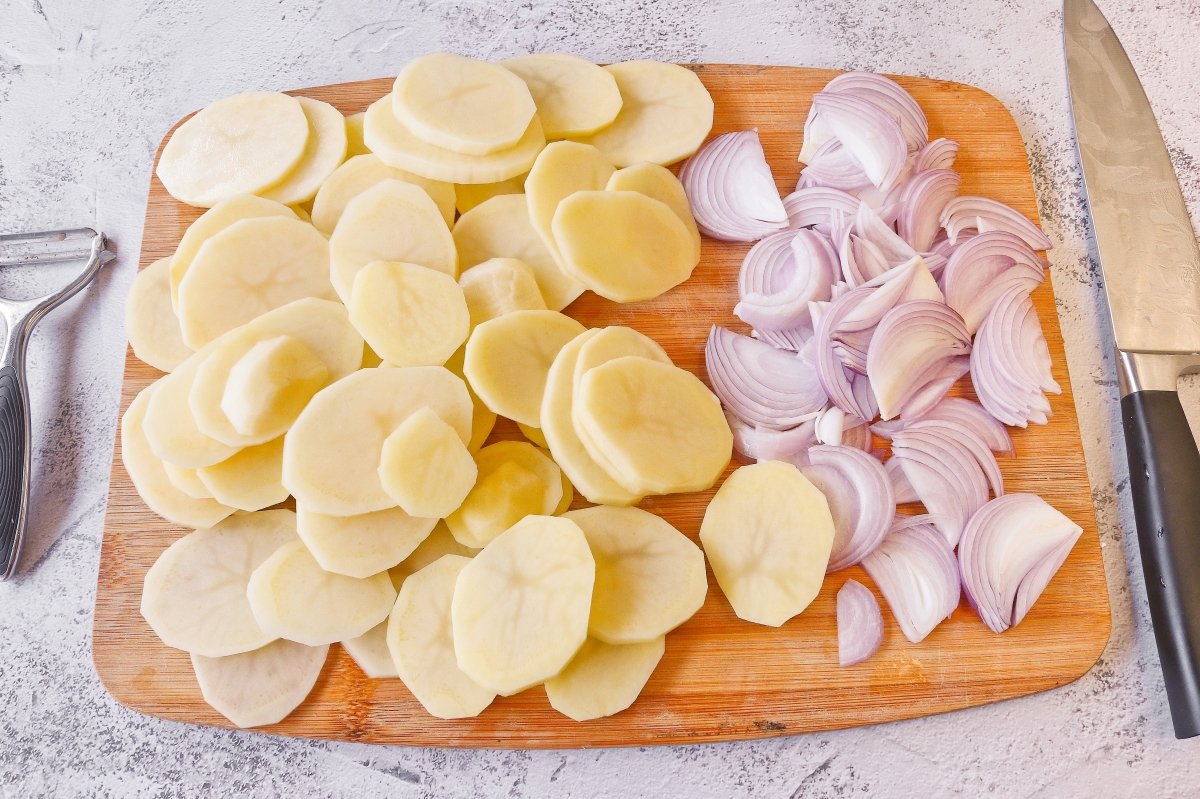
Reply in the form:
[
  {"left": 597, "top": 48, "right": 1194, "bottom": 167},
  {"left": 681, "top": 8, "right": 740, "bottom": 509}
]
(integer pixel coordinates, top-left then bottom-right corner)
[{"left": 94, "top": 65, "right": 1111, "bottom": 747}]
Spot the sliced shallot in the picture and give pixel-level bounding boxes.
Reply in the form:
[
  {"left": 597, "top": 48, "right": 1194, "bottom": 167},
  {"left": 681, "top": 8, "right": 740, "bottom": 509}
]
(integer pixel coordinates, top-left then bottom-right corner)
[
  {"left": 728, "top": 413, "right": 818, "bottom": 463},
  {"left": 970, "top": 284, "right": 1061, "bottom": 427},
  {"left": 866, "top": 300, "right": 971, "bottom": 420},
  {"left": 885, "top": 456, "right": 919, "bottom": 503},
  {"left": 801, "top": 445, "right": 894, "bottom": 572},
  {"left": 941, "top": 231, "right": 1045, "bottom": 334},
  {"left": 783, "top": 186, "right": 860, "bottom": 234},
  {"left": 837, "top": 579, "right": 883, "bottom": 667},
  {"left": 873, "top": 396, "right": 1013, "bottom": 455},
  {"left": 941, "top": 195, "right": 1053, "bottom": 251},
  {"left": 890, "top": 422, "right": 991, "bottom": 547},
  {"left": 911, "top": 138, "right": 959, "bottom": 172},
  {"left": 823, "top": 72, "right": 929, "bottom": 153},
  {"left": 681, "top": 129, "right": 789, "bottom": 242},
  {"left": 897, "top": 168, "right": 961, "bottom": 252},
  {"left": 810, "top": 93, "right": 907, "bottom": 190},
  {"left": 735, "top": 229, "right": 837, "bottom": 332},
  {"left": 705, "top": 325, "right": 827, "bottom": 429},
  {"left": 861, "top": 516, "right": 960, "bottom": 643}
]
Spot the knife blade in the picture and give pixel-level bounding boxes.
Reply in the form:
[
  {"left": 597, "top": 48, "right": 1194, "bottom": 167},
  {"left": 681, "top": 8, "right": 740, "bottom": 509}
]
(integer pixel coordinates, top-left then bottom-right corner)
[{"left": 1065, "top": 0, "right": 1200, "bottom": 738}]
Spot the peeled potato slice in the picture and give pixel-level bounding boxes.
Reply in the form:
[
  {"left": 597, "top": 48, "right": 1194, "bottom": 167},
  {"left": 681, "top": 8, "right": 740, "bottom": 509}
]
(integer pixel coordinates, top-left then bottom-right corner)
[
  {"left": 192, "top": 639, "right": 328, "bottom": 729},
  {"left": 247, "top": 540, "right": 397, "bottom": 645},
  {"left": 389, "top": 522, "right": 478, "bottom": 589},
  {"left": 261, "top": 96, "right": 348, "bottom": 205},
  {"left": 283, "top": 367, "right": 472, "bottom": 516},
  {"left": 562, "top": 506, "right": 707, "bottom": 644},
  {"left": 454, "top": 193, "right": 582, "bottom": 311},
  {"left": 444, "top": 347, "right": 495, "bottom": 452},
  {"left": 451, "top": 515, "right": 594, "bottom": 695},
  {"left": 141, "top": 510, "right": 297, "bottom": 657},
  {"left": 463, "top": 309, "right": 586, "bottom": 427},
  {"left": 459, "top": 258, "right": 546, "bottom": 329},
  {"left": 445, "top": 441, "right": 563, "bottom": 548},
  {"left": 552, "top": 190, "right": 696, "bottom": 303},
  {"left": 545, "top": 637, "right": 664, "bottom": 722},
  {"left": 576, "top": 62, "right": 714, "bottom": 167},
  {"left": 329, "top": 178, "right": 457, "bottom": 302},
  {"left": 349, "top": 261, "right": 469, "bottom": 367},
  {"left": 162, "top": 462, "right": 214, "bottom": 500},
  {"left": 502, "top": 54, "right": 623, "bottom": 139},
  {"left": 177, "top": 216, "right": 336, "bottom": 348},
  {"left": 345, "top": 111, "right": 369, "bottom": 157},
  {"left": 364, "top": 97, "right": 545, "bottom": 184},
  {"left": 296, "top": 505, "right": 436, "bottom": 579},
  {"left": 525, "top": 141, "right": 614, "bottom": 265},
  {"left": 221, "top": 336, "right": 327, "bottom": 439},
  {"left": 310, "top": 154, "right": 455, "bottom": 234},
  {"left": 388, "top": 555, "right": 497, "bottom": 718},
  {"left": 700, "top": 461, "right": 835, "bottom": 627},
  {"left": 454, "top": 173, "right": 526, "bottom": 214},
  {"left": 126, "top": 257, "right": 192, "bottom": 372},
  {"left": 144, "top": 358, "right": 240, "bottom": 468},
  {"left": 196, "top": 437, "right": 288, "bottom": 512},
  {"left": 516, "top": 423, "right": 547, "bottom": 448},
  {"left": 122, "top": 385, "right": 235, "bottom": 527},
  {"left": 341, "top": 621, "right": 397, "bottom": 679},
  {"left": 157, "top": 92, "right": 310, "bottom": 208},
  {"left": 379, "top": 407, "right": 477, "bottom": 519},
  {"left": 606, "top": 162, "right": 701, "bottom": 261}
]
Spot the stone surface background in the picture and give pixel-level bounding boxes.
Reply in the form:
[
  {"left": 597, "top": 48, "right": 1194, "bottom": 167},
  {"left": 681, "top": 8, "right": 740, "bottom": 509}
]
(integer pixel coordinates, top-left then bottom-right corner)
[{"left": 2, "top": 0, "right": 1199, "bottom": 795}]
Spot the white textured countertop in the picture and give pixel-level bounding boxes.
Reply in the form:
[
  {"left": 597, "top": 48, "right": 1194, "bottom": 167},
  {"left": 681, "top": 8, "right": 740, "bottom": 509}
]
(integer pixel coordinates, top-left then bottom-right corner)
[{"left": 2, "top": 0, "right": 1199, "bottom": 795}]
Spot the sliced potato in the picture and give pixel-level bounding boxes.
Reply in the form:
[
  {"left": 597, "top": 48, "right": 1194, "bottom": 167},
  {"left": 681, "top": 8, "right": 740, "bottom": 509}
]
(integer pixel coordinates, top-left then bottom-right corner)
[
  {"left": 310, "top": 153, "right": 455, "bottom": 234},
  {"left": 516, "top": 422, "right": 547, "bottom": 448},
  {"left": 463, "top": 309, "right": 586, "bottom": 427},
  {"left": 451, "top": 515, "right": 594, "bottom": 695},
  {"left": 144, "top": 358, "right": 240, "bottom": 468},
  {"left": 157, "top": 92, "right": 310, "bottom": 208},
  {"left": 444, "top": 346, "right": 496, "bottom": 452},
  {"left": 554, "top": 465, "right": 574, "bottom": 514},
  {"left": 459, "top": 257, "right": 546, "bottom": 329},
  {"left": 445, "top": 441, "right": 563, "bottom": 548},
  {"left": 247, "top": 540, "right": 397, "bottom": 645},
  {"left": 220, "top": 335, "right": 328, "bottom": 439},
  {"left": 364, "top": 97, "right": 545, "bottom": 184},
  {"left": 544, "top": 637, "right": 664, "bottom": 722},
  {"left": 191, "top": 639, "right": 328, "bottom": 728},
  {"left": 552, "top": 190, "right": 696, "bottom": 302},
  {"left": 196, "top": 437, "right": 288, "bottom": 512},
  {"left": 141, "top": 510, "right": 296, "bottom": 657},
  {"left": 606, "top": 162, "right": 701, "bottom": 261},
  {"left": 454, "top": 193, "right": 582, "bottom": 311},
  {"left": 389, "top": 522, "right": 478, "bottom": 589},
  {"left": 525, "top": 141, "right": 614, "bottom": 265},
  {"left": 341, "top": 621, "right": 397, "bottom": 679},
  {"left": 576, "top": 62, "right": 714, "bottom": 167},
  {"left": 502, "top": 54, "right": 623, "bottom": 139},
  {"left": 162, "top": 462, "right": 214, "bottom": 500},
  {"left": 261, "top": 96, "right": 348, "bottom": 205},
  {"left": 296, "top": 504, "right": 436, "bottom": 579},
  {"left": 699, "top": 461, "right": 834, "bottom": 627},
  {"left": 379, "top": 407, "right": 477, "bottom": 519},
  {"left": 126, "top": 257, "right": 192, "bottom": 372},
  {"left": 345, "top": 111, "right": 369, "bottom": 157},
  {"left": 329, "top": 178, "right": 458, "bottom": 302},
  {"left": 454, "top": 173, "right": 526, "bottom": 214},
  {"left": 349, "top": 261, "right": 469, "bottom": 367},
  {"left": 562, "top": 506, "right": 707, "bottom": 644},
  {"left": 283, "top": 367, "right": 472, "bottom": 516}
]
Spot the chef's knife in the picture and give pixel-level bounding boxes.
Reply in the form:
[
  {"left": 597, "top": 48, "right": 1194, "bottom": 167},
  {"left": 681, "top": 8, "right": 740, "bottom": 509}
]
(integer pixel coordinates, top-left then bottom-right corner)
[{"left": 1065, "top": 0, "right": 1200, "bottom": 739}]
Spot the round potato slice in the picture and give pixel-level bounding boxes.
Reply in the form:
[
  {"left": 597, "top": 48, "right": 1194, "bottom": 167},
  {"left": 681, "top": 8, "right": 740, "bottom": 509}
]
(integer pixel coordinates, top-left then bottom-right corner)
[
  {"left": 220, "top": 335, "right": 329, "bottom": 439},
  {"left": 606, "top": 162, "right": 701, "bottom": 261},
  {"left": 700, "top": 461, "right": 835, "bottom": 627},
  {"left": 329, "top": 178, "right": 457, "bottom": 302},
  {"left": 562, "top": 506, "right": 707, "bottom": 644},
  {"left": 283, "top": 367, "right": 472, "bottom": 516},
  {"left": 576, "top": 356, "right": 732, "bottom": 495},
  {"left": 365, "top": 97, "right": 544, "bottom": 184},
  {"left": 516, "top": 423, "right": 547, "bottom": 448},
  {"left": 576, "top": 62, "right": 714, "bottom": 167},
  {"left": 141, "top": 510, "right": 297, "bottom": 657},
  {"left": 454, "top": 173, "right": 526, "bottom": 214},
  {"left": 552, "top": 190, "right": 697, "bottom": 303},
  {"left": 162, "top": 462, "right": 213, "bottom": 499},
  {"left": 445, "top": 441, "right": 563, "bottom": 548},
  {"left": 177, "top": 216, "right": 336, "bottom": 349},
  {"left": 463, "top": 309, "right": 586, "bottom": 427},
  {"left": 451, "top": 515, "right": 594, "bottom": 695},
  {"left": 311, "top": 154, "right": 455, "bottom": 234},
  {"left": 126, "top": 257, "right": 192, "bottom": 372},
  {"left": 349, "top": 261, "right": 469, "bottom": 367},
  {"left": 443, "top": 346, "right": 496, "bottom": 453},
  {"left": 191, "top": 639, "right": 328, "bottom": 729},
  {"left": 261, "top": 96, "right": 348, "bottom": 205},
  {"left": 459, "top": 258, "right": 546, "bottom": 329},
  {"left": 144, "top": 357, "right": 241, "bottom": 468},
  {"left": 295, "top": 504, "right": 437, "bottom": 579},
  {"left": 341, "top": 621, "right": 397, "bottom": 679},
  {"left": 379, "top": 407, "right": 477, "bottom": 519},
  {"left": 454, "top": 193, "right": 582, "bottom": 312},
  {"left": 389, "top": 555, "right": 497, "bottom": 718},
  {"left": 502, "top": 54, "right": 623, "bottom": 139},
  {"left": 389, "top": 522, "right": 478, "bottom": 589},
  {"left": 247, "top": 540, "right": 397, "bottom": 645},
  {"left": 122, "top": 384, "right": 236, "bottom": 527},
  {"left": 525, "top": 141, "right": 615, "bottom": 265},
  {"left": 544, "top": 637, "right": 664, "bottom": 722},
  {"left": 157, "top": 92, "right": 310, "bottom": 208},
  {"left": 196, "top": 437, "right": 288, "bottom": 512},
  {"left": 344, "top": 111, "right": 369, "bottom": 157},
  {"left": 392, "top": 53, "right": 537, "bottom": 156}
]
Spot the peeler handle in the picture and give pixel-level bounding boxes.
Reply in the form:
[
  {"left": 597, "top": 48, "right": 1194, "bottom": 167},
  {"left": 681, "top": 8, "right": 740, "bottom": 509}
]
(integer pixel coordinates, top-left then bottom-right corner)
[{"left": 0, "top": 332, "right": 31, "bottom": 581}]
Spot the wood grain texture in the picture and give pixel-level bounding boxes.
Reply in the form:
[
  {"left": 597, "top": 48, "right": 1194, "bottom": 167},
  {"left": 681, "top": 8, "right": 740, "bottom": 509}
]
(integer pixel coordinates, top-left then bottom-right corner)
[{"left": 93, "top": 65, "right": 1111, "bottom": 747}]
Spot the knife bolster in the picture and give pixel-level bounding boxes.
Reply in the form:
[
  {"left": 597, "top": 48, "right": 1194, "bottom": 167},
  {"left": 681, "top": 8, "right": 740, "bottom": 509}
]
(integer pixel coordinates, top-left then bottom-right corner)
[{"left": 1117, "top": 350, "right": 1200, "bottom": 396}]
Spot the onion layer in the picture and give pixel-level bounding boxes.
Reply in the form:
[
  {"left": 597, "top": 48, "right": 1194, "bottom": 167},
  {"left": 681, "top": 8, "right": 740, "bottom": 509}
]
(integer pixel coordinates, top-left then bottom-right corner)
[
  {"left": 801, "top": 445, "right": 894, "bottom": 571},
  {"left": 873, "top": 396, "right": 1013, "bottom": 455},
  {"left": 941, "top": 195, "right": 1053, "bottom": 251},
  {"left": 861, "top": 516, "right": 960, "bottom": 643},
  {"left": 891, "top": 420, "right": 994, "bottom": 547},
  {"left": 783, "top": 186, "right": 860, "bottom": 234},
  {"left": 970, "top": 284, "right": 1061, "bottom": 427},
  {"left": 681, "top": 129, "right": 789, "bottom": 242},
  {"left": 941, "top": 231, "right": 1045, "bottom": 334},
  {"left": 897, "top": 169, "right": 960, "bottom": 252},
  {"left": 705, "top": 325, "right": 827, "bottom": 429},
  {"left": 837, "top": 579, "right": 883, "bottom": 667},
  {"left": 735, "top": 229, "right": 837, "bottom": 332},
  {"left": 811, "top": 93, "right": 907, "bottom": 190},
  {"left": 866, "top": 300, "right": 971, "bottom": 420}
]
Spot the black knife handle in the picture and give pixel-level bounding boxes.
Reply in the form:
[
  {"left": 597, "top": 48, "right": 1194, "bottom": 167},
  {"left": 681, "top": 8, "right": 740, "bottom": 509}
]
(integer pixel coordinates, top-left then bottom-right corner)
[
  {"left": 0, "top": 364, "right": 30, "bottom": 580},
  {"left": 1122, "top": 390, "right": 1200, "bottom": 738}
]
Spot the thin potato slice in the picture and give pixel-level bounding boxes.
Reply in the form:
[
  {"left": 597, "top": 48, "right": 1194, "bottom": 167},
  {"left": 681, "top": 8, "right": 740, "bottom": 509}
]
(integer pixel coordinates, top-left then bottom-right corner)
[
  {"left": 544, "top": 637, "right": 664, "bottom": 722},
  {"left": 349, "top": 261, "right": 469, "bottom": 367},
  {"left": 144, "top": 358, "right": 240, "bottom": 468},
  {"left": 389, "top": 522, "right": 478, "bottom": 589},
  {"left": 345, "top": 111, "right": 369, "bottom": 157},
  {"left": 445, "top": 441, "right": 563, "bottom": 548},
  {"left": 157, "top": 92, "right": 309, "bottom": 208},
  {"left": 576, "top": 356, "right": 732, "bottom": 495},
  {"left": 296, "top": 505, "right": 437, "bottom": 579},
  {"left": 699, "top": 461, "right": 835, "bottom": 627},
  {"left": 459, "top": 258, "right": 546, "bottom": 329},
  {"left": 463, "top": 309, "right": 586, "bottom": 427},
  {"left": 606, "top": 162, "right": 701, "bottom": 262},
  {"left": 162, "top": 462, "right": 214, "bottom": 500},
  {"left": 378, "top": 407, "right": 477, "bottom": 519},
  {"left": 364, "top": 97, "right": 545, "bottom": 184},
  {"left": 444, "top": 346, "right": 496, "bottom": 452},
  {"left": 196, "top": 437, "right": 288, "bottom": 512},
  {"left": 516, "top": 423, "right": 547, "bottom": 448},
  {"left": 552, "top": 190, "right": 696, "bottom": 303},
  {"left": 329, "top": 178, "right": 457, "bottom": 302},
  {"left": 389, "top": 555, "right": 497, "bottom": 718},
  {"left": 562, "top": 506, "right": 707, "bottom": 644},
  {"left": 283, "top": 367, "right": 472, "bottom": 516},
  {"left": 310, "top": 154, "right": 455, "bottom": 234},
  {"left": 247, "top": 540, "right": 397, "bottom": 645},
  {"left": 525, "top": 141, "right": 614, "bottom": 265},
  {"left": 220, "top": 335, "right": 329, "bottom": 439},
  {"left": 262, "top": 96, "right": 348, "bottom": 205},
  {"left": 141, "top": 510, "right": 297, "bottom": 657},
  {"left": 454, "top": 173, "right": 526, "bottom": 214},
  {"left": 126, "top": 257, "right": 192, "bottom": 372},
  {"left": 191, "top": 639, "right": 328, "bottom": 729},
  {"left": 576, "top": 62, "right": 714, "bottom": 167},
  {"left": 502, "top": 54, "right": 623, "bottom": 139},
  {"left": 451, "top": 515, "right": 594, "bottom": 695},
  {"left": 341, "top": 621, "right": 397, "bottom": 679}
]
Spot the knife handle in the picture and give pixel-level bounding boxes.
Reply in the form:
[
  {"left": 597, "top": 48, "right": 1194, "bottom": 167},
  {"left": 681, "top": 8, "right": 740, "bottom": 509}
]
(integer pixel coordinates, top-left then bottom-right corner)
[
  {"left": 1122, "top": 388, "right": 1200, "bottom": 739},
  {"left": 0, "top": 352, "right": 32, "bottom": 582}
]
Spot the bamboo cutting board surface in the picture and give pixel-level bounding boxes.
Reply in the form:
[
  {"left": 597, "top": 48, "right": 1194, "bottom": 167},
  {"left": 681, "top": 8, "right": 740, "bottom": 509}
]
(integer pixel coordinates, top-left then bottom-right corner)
[{"left": 94, "top": 65, "right": 1111, "bottom": 747}]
